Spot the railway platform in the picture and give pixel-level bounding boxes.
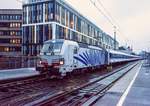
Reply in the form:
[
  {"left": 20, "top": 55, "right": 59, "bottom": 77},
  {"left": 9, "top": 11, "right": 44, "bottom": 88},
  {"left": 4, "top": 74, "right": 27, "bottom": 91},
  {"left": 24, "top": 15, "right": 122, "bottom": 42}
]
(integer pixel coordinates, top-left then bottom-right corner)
[
  {"left": 94, "top": 60, "right": 150, "bottom": 106},
  {"left": 0, "top": 68, "right": 39, "bottom": 81}
]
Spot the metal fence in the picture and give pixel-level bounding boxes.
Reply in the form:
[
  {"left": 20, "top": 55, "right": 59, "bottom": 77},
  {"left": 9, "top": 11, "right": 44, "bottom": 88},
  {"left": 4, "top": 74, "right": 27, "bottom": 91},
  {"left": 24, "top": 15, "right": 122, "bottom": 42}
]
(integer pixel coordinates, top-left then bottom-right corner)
[
  {"left": 0, "top": 56, "right": 39, "bottom": 70},
  {"left": 144, "top": 53, "right": 150, "bottom": 67},
  {"left": 147, "top": 55, "right": 150, "bottom": 66}
]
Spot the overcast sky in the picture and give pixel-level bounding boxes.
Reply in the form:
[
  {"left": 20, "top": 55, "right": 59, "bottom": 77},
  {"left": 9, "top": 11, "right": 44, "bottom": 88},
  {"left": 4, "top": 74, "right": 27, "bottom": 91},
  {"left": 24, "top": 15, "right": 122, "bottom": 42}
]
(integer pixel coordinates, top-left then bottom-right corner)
[{"left": 0, "top": 0, "right": 150, "bottom": 52}]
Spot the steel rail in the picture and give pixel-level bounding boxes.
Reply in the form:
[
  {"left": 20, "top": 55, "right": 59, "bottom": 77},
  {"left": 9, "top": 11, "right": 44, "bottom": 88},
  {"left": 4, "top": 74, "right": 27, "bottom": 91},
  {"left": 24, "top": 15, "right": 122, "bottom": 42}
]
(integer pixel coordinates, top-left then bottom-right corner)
[
  {"left": 25, "top": 61, "right": 140, "bottom": 106},
  {"left": 81, "top": 62, "right": 140, "bottom": 106},
  {"left": 0, "top": 74, "right": 47, "bottom": 89},
  {"left": 54, "top": 62, "right": 139, "bottom": 106}
]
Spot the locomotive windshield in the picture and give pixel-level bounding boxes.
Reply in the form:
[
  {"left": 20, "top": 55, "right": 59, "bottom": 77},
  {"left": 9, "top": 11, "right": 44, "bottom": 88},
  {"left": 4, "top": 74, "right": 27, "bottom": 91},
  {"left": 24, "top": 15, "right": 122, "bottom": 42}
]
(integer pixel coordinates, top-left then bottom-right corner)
[{"left": 41, "top": 41, "right": 63, "bottom": 54}]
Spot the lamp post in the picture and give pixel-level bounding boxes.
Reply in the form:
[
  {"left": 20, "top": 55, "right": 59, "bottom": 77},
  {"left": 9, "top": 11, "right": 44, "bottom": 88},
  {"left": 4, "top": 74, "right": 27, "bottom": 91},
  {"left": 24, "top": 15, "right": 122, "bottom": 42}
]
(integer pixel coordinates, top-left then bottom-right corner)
[{"left": 113, "top": 26, "right": 117, "bottom": 50}]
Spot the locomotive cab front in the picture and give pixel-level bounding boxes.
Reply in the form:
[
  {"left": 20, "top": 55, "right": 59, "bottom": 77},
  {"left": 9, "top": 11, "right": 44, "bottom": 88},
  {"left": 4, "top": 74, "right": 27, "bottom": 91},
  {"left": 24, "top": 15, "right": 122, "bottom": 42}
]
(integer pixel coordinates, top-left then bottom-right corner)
[
  {"left": 36, "top": 40, "right": 65, "bottom": 76},
  {"left": 36, "top": 39, "right": 78, "bottom": 77}
]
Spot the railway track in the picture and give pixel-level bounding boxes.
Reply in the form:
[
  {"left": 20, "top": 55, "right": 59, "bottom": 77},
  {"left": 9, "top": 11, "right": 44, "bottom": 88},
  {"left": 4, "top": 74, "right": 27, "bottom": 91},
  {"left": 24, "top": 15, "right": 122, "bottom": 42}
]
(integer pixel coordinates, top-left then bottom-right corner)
[
  {"left": 26, "top": 61, "right": 140, "bottom": 106},
  {"left": 0, "top": 74, "right": 47, "bottom": 89},
  {"left": 0, "top": 65, "right": 109, "bottom": 106},
  {"left": 0, "top": 73, "right": 49, "bottom": 104},
  {"left": 0, "top": 61, "right": 140, "bottom": 106}
]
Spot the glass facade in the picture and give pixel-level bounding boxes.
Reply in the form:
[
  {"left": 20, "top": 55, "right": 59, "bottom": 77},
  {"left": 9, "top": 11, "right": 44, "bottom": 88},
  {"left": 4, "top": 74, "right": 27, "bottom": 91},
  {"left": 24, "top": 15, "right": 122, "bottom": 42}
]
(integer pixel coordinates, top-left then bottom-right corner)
[
  {"left": 28, "top": 4, "right": 43, "bottom": 23},
  {"left": 23, "top": 0, "right": 118, "bottom": 56},
  {"left": 22, "top": 24, "right": 52, "bottom": 55},
  {"left": 23, "top": 6, "right": 27, "bottom": 24},
  {"left": 0, "top": 9, "right": 22, "bottom": 56},
  {"left": 45, "top": 2, "right": 54, "bottom": 22}
]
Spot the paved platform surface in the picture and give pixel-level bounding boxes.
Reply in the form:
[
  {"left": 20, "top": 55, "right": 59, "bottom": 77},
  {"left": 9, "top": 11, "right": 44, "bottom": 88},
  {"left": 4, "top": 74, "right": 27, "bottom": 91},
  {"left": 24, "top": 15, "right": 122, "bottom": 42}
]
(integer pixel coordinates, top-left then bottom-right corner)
[
  {"left": 0, "top": 68, "right": 39, "bottom": 80},
  {"left": 122, "top": 63, "right": 150, "bottom": 106},
  {"left": 94, "top": 61, "right": 150, "bottom": 106}
]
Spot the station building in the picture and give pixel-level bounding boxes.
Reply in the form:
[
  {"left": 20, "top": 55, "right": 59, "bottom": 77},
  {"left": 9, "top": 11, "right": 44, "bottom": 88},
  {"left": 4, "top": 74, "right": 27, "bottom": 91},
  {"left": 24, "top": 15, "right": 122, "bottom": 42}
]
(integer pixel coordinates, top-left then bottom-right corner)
[
  {"left": 0, "top": 9, "right": 22, "bottom": 57},
  {"left": 22, "top": 0, "right": 119, "bottom": 56}
]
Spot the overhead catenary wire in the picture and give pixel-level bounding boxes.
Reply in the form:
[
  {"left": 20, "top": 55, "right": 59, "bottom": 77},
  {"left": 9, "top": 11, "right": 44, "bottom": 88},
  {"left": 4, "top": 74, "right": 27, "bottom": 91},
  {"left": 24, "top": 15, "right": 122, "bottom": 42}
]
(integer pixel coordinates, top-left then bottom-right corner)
[
  {"left": 89, "top": 0, "right": 115, "bottom": 27},
  {"left": 98, "top": 0, "right": 130, "bottom": 42},
  {"left": 97, "top": 0, "right": 120, "bottom": 28},
  {"left": 90, "top": 0, "right": 130, "bottom": 46}
]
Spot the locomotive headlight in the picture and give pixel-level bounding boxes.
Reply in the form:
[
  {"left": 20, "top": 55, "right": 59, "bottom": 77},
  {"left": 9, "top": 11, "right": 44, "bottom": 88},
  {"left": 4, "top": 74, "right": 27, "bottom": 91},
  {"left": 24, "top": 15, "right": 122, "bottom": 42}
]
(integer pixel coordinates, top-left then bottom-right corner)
[
  {"left": 60, "top": 61, "right": 64, "bottom": 65},
  {"left": 39, "top": 59, "right": 48, "bottom": 65},
  {"left": 40, "top": 52, "right": 44, "bottom": 55},
  {"left": 59, "top": 58, "right": 64, "bottom": 65}
]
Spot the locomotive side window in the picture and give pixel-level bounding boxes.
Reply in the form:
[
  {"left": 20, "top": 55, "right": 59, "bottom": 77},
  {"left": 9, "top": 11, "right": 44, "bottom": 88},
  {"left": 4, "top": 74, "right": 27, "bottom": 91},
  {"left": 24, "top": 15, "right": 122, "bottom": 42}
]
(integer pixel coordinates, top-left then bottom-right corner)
[{"left": 74, "top": 47, "right": 78, "bottom": 54}]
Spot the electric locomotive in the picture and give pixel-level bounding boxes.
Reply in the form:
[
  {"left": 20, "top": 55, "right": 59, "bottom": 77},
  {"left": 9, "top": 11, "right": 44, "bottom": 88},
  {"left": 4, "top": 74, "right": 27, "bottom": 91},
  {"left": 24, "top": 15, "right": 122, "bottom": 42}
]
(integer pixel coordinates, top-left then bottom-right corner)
[{"left": 36, "top": 39, "right": 140, "bottom": 77}]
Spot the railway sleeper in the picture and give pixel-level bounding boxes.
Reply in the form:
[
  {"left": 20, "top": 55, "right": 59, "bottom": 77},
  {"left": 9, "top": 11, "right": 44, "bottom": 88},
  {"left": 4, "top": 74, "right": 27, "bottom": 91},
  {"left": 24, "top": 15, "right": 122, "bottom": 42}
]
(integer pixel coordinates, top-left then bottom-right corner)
[
  {"left": 59, "top": 96, "right": 84, "bottom": 106},
  {"left": 81, "top": 83, "right": 102, "bottom": 91},
  {"left": 80, "top": 84, "right": 104, "bottom": 93}
]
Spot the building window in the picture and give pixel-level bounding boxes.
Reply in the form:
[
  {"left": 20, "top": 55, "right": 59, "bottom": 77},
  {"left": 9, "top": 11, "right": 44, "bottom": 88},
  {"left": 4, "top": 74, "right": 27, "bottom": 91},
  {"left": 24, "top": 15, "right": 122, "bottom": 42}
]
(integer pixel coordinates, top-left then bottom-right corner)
[
  {"left": 0, "top": 22, "right": 9, "bottom": 27},
  {"left": 77, "top": 17, "right": 81, "bottom": 32},
  {"left": 74, "top": 15, "right": 77, "bottom": 30},
  {"left": 10, "top": 39, "right": 21, "bottom": 44},
  {"left": 32, "top": 5, "right": 37, "bottom": 23},
  {"left": 56, "top": 25, "right": 65, "bottom": 39},
  {"left": 37, "top": 4, "right": 43, "bottom": 22},
  {"left": 69, "top": 12, "right": 74, "bottom": 29},
  {"left": 28, "top": 26, "right": 35, "bottom": 44},
  {"left": 71, "top": 31, "right": 78, "bottom": 41},
  {"left": 28, "top": 6, "right": 32, "bottom": 23},
  {"left": 64, "top": 28, "right": 68, "bottom": 39},
  {"left": 61, "top": 7, "right": 65, "bottom": 25},
  {"left": 66, "top": 10, "right": 69, "bottom": 27},
  {"left": 55, "top": 3, "right": 60, "bottom": 23},
  {"left": 45, "top": 2, "right": 54, "bottom": 22},
  {"left": 28, "top": 5, "right": 42, "bottom": 23},
  {"left": 0, "top": 31, "right": 4, "bottom": 35},
  {"left": 9, "top": 23, "right": 21, "bottom": 28},
  {"left": 44, "top": 24, "right": 52, "bottom": 41},
  {"left": 23, "top": 6, "right": 27, "bottom": 24},
  {"left": 36, "top": 25, "right": 43, "bottom": 43},
  {"left": 4, "top": 47, "right": 9, "bottom": 52}
]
